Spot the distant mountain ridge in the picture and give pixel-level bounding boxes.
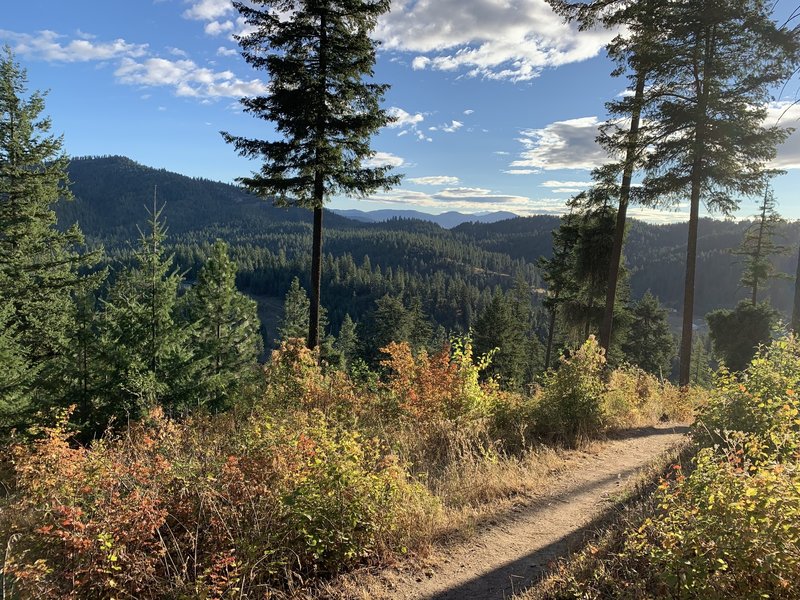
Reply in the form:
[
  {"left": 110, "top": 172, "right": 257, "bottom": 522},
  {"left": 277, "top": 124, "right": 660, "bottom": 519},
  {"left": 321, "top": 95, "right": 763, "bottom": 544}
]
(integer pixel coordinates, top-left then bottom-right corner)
[
  {"left": 61, "top": 155, "right": 358, "bottom": 242},
  {"left": 59, "top": 156, "right": 800, "bottom": 318},
  {"left": 331, "top": 209, "right": 519, "bottom": 229}
]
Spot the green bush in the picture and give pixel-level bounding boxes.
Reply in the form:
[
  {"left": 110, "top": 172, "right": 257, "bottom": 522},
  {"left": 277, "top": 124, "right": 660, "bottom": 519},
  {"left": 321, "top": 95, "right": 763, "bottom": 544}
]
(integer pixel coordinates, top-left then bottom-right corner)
[
  {"left": 534, "top": 337, "right": 607, "bottom": 442},
  {"left": 695, "top": 335, "right": 800, "bottom": 462}
]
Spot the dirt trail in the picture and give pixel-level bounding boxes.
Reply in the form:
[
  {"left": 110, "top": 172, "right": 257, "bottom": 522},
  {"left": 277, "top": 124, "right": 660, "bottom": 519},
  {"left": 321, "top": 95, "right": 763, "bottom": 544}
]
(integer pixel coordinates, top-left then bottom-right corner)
[{"left": 369, "top": 425, "right": 688, "bottom": 600}]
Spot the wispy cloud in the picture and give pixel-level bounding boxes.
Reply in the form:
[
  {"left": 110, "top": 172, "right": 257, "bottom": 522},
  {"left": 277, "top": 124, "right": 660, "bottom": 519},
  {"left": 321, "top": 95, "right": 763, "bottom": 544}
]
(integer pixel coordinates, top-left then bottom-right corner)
[
  {"left": 407, "top": 176, "right": 460, "bottom": 186},
  {"left": 114, "top": 57, "right": 267, "bottom": 98},
  {"left": 216, "top": 46, "right": 238, "bottom": 57},
  {"left": 376, "top": 0, "right": 615, "bottom": 82},
  {"left": 204, "top": 20, "right": 234, "bottom": 36},
  {"left": 363, "top": 151, "right": 406, "bottom": 168},
  {"left": 182, "top": 0, "right": 233, "bottom": 21},
  {"left": 765, "top": 101, "right": 800, "bottom": 170},
  {"left": 511, "top": 116, "right": 608, "bottom": 170},
  {"left": 540, "top": 179, "right": 593, "bottom": 193},
  {"left": 1, "top": 29, "right": 147, "bottom": 62}
]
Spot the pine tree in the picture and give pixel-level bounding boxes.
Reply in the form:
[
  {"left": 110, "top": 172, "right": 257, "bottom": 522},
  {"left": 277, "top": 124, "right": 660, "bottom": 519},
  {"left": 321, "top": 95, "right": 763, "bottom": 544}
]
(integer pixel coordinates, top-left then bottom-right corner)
[
  {"left": 278, "top": 276, "right": 311, "bottom": 342},
  {"left": 0, "top": 47, "right": 96, "bottom": 415},
  {"left": 62, "top": 279, "right": 107, "bottom": 434},
  {"left": 538, "top": 213, "right": 581, "bottom": 369},
  {"left": 99, "top": 202, "right": 197, "bottom": 421},
  {"left": 222, "top": 0, "right": 401, "bottom": 351},
  {"left": 0, "top": 302, "right": 36, "bottom": 432},
  {"left": 733, "top": 187, "right": 788, "bottom": 305},
  {"left": 632, "top": 0, "right": 798, "bottom": 386},
  {"left": 707, "top": 301, "right": 779, "bottom": 372},
  {"left": 362, "top": 294, "right": 412, "bottom": 364},
  {"left": 549, "top": 0, "right": 657, "bottom": 355},
  {"left": 334, "top": 313, "right": 359, "bottom": 366},
  {"left": 472, "top": 289, "right": 528, "bottom": 387},
  {"left": 690, "top": 333, "right": 713, "bottom": 387},
  {"left": 184, "top": 240, "right": 263, "bottom": 411},
  {"left": 622, "top": 291, "right": 675, "bottom": 377}
]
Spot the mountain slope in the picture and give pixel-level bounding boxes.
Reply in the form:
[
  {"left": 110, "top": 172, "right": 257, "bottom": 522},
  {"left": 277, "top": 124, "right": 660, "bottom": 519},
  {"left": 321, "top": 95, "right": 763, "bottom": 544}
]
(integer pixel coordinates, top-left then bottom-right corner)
[{"left": 60, "top": 155, "right": 358, "bottom": 242}]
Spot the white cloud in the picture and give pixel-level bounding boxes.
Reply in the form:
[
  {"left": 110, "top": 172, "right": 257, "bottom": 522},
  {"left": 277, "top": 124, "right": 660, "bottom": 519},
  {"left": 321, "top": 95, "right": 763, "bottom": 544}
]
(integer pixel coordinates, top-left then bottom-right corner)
[
  {"left": 387, "top": 106, "right": 425, "bottom": 129},
  {"left": 464, "top": 109, "right": 475, "bottom": 115},
  {"left": 114, "top": 57, "right": 267, "bottom": 98},
  {"left": 216, "top": 46, "right": 238, "bottom": 57},
  {"left": 540, "top": 179, "right": 593, "bottom": 193},
  {"left": 168, "top": 47, "right": 188, "bottom": 57},
  {"left": 377, "top": 0, "right": 615, "bottom": 82},
  {"left": 183, "top": 0, "right": 233, "bottom": 21},
  {"left": 441, "top": 120, "right": 463, "bottom": 133},
  {"left": 205, "top": 20, "right": 234, "bottom": 36},
  {"left": 511, "top": 116, "right": 608, "bottom": 170},
  {"left": 411, "top": 56, "right": 430, "bottom": 70},
  {"left": 364, "top": 151, "right": 406, "bottom": 168},
  {"left": 503, "top": 169, "right": 538, "bottom": 175},
  {"left": 407, "top": 176, "right": 461, "bottom": 186},
  {"left": 1, "top": 29, "right": 148, "bottom": 62},
  {"left": 765, "top": 101, "right": 800, "bottom": 170}
]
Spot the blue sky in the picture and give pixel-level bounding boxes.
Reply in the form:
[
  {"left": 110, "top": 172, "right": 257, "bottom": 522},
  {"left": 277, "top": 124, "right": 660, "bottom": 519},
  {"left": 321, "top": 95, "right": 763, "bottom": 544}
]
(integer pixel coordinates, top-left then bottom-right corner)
[{"left": 3, "top": 0, "right": 799, "bottom": 223}]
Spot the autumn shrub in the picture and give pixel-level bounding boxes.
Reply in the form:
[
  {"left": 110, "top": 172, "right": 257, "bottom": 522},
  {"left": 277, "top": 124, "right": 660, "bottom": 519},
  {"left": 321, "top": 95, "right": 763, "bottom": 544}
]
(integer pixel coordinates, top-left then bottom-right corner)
[
  {"left": 379, "top": 338, "right": 496, "bottom": 423},
  {"left": 1, "top": 407, "right": 436, "bottom": 599},
  {"left": 602, "top": 367, "right": 694, "bottom": 428},
  {"left": 694, "top": 335, "right": 800, "bottom": 462},
  {"left": 534, "top": 337, "right": 607, "bottom": 442}
]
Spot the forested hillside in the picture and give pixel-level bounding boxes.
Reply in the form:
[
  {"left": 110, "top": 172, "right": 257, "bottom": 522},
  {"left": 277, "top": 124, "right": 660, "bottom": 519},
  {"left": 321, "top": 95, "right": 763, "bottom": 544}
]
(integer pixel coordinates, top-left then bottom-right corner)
[{"left": 62, "top": 156, "right": 800, "bottom": 331}]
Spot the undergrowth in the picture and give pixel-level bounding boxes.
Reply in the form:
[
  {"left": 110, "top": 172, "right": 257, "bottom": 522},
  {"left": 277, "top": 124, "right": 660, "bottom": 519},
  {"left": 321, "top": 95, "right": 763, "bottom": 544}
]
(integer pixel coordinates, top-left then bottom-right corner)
[
  {"left": 0, "top": 336, "right": 697, "bottom": 598},
  {"left": 534, "top": 336, "right": 800, "bottom": 600}
]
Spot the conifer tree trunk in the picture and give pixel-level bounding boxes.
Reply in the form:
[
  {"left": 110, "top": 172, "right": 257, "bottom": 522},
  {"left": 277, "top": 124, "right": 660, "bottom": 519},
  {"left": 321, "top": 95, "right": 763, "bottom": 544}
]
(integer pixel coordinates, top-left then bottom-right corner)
[
  {"left": 599, "top": 70, "right": 646, "bottom": 353},
  {"left": 679, "top": 28, "right": 714, "bottom": 388},
  {"left": 309, "top": 204, "right": 323, "bottom": 350},
  {"left": 545, "top": 304, "right": 557, "bottom": 370},
  {"left": 308, "top": 9, "right": 328, "bottom": 352},
  {"left": 793, "top": 241, "right": 800, "bottom": 333}
]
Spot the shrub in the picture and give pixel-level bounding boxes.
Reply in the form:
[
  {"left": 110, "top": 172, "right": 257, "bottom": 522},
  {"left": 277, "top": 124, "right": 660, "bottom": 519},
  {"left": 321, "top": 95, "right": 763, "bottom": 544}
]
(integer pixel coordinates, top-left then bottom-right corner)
[
  {"left": 620, "top": 438, "right": 800, "bottom": 598},
  {"left": 534, "top": 337, "right": 607, "bottom": 442},
  {"left": 695, "top": 335, "right": 800, "bottom": 462},
  {"left": 1, "top": 408, "right": 435, "bottom": 598},
  {"left": 379, "top": 338, "right": 495, "bottom": 423}
]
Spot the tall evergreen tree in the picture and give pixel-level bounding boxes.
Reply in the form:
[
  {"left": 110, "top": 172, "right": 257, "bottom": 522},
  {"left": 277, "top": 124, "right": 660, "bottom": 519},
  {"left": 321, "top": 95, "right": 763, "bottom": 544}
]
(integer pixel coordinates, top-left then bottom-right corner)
[
  {"left": 222, "top": 0, "right": 400, "bottom": 351},
  {"left": 362, "top": 294, "right": 413, "bottom": 364},
  {"left": 549, "top": 0, "right": 658, "bottom": 355},
  {"left": 184, "top": 240, "right": 263, "bottom": 411},
  {"left": 62, "top": 279, "right": 106, "bottom": 433},
  {"left": 0, "top": 302, "right": 36, "bottom": 432},
  {"left": 538, "top": 212, "right": 581, "bottom": 369},
  {"left": 733, "top": 187, "right": 788, "bottom": 304},
  {"left": 99, "top": 203, "right": 197, "bottom": 421},
  {"left": 622, "top": 291, "right": 675, "bottom": 377},
  {"left": 0, "top": 47, "right": 96, "bottom": 416},
  {"left": 473, "top": 289, "right": 529, "bottom": 388},
  {"left": 334, "top": 313, "right": 358, "bottom": 366},
  {"left": 632, "top": 0, "right": 798, "bottom": 386}
]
